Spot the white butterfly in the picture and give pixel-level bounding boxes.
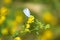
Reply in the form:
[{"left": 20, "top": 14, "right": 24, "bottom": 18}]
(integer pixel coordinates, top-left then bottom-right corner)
[{"left": 23, "top": 8, "right": 30, "bottom": 17}]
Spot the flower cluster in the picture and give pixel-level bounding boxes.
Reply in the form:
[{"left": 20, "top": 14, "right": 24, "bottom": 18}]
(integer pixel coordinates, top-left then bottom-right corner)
[
  {"left": 27, "top": 15, "right": 34, "bottom": 24},
  {"left": 25, "top": 15, "right": 35, "bottom": 32}
]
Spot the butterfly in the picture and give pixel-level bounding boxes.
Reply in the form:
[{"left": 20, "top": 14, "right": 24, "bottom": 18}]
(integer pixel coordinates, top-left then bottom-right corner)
[{"left": 23, "top": 8, "right": 30, "bottom": 17}]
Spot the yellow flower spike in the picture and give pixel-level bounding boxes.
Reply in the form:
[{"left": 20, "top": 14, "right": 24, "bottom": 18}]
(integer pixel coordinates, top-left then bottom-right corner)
[
  {"left": 26, "top": 24, "right": 30, "bottom": 28},
  {"left": 15, "top": 16, "right": 23, "bottom": 23},
  {"left": 3, "top": 0, "right": 12, "bottom": 4},
  {"left": 1, "top": 7, "right": 8, "bottom": 15},
  {"left": 1, "top": 28, "right": 8, "bottom": 35},
  {"left": 0, "top": 16, "right": 6, "bottom": 24},
  {"left": 14, "top": 37, "right": 22, "bottom": 40},
  {"left": 27, "top": 15, "right": 34, "bottom": 23}
]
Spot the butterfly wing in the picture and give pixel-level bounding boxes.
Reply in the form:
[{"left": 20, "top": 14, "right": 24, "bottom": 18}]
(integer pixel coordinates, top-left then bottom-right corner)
[{"left": 23, "top": 8, "right": 30, "bottom": 17}]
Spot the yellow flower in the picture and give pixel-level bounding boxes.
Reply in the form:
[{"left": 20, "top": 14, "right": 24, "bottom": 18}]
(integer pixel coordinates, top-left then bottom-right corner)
[
  {"left": 43, "top": 12, "right": 53, "bottom": 22},
  {"left": 3, "top": 0, "right": 12, "bottom": 4},
  {"left": 14, "top": 37, "right": 21, "bottom": 40},
  {"left": 27, "top": 15, "right": 34, "bottom": 23},
  {"left": 26, "top": 24, "right": 30, "bottom": 28},
  {"left": 38, "top": 30, "right": 53, "bottom": 40},
  {"left": 1, "top": 7, "right": 8, "bottom": 16},
  {"left": 0, "top": 16, "right": 6, "bottom": 24},
  {"left": 42, "top": 11, "right": 57, "bottom": 25},
  {"left": 15, "top": 16, "right": 23, "bottom": 23},
  {"left": 1, "top": 28, "right": 8, "bottom": 35},
  {"left": 42, "top": 30, "right": 53, "bottom": 39}
]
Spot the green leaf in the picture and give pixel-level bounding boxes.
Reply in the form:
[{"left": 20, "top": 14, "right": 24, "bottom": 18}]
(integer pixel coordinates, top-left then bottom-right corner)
[{"left": 45, "top": 24, "right": 50, "bottom": 29}]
